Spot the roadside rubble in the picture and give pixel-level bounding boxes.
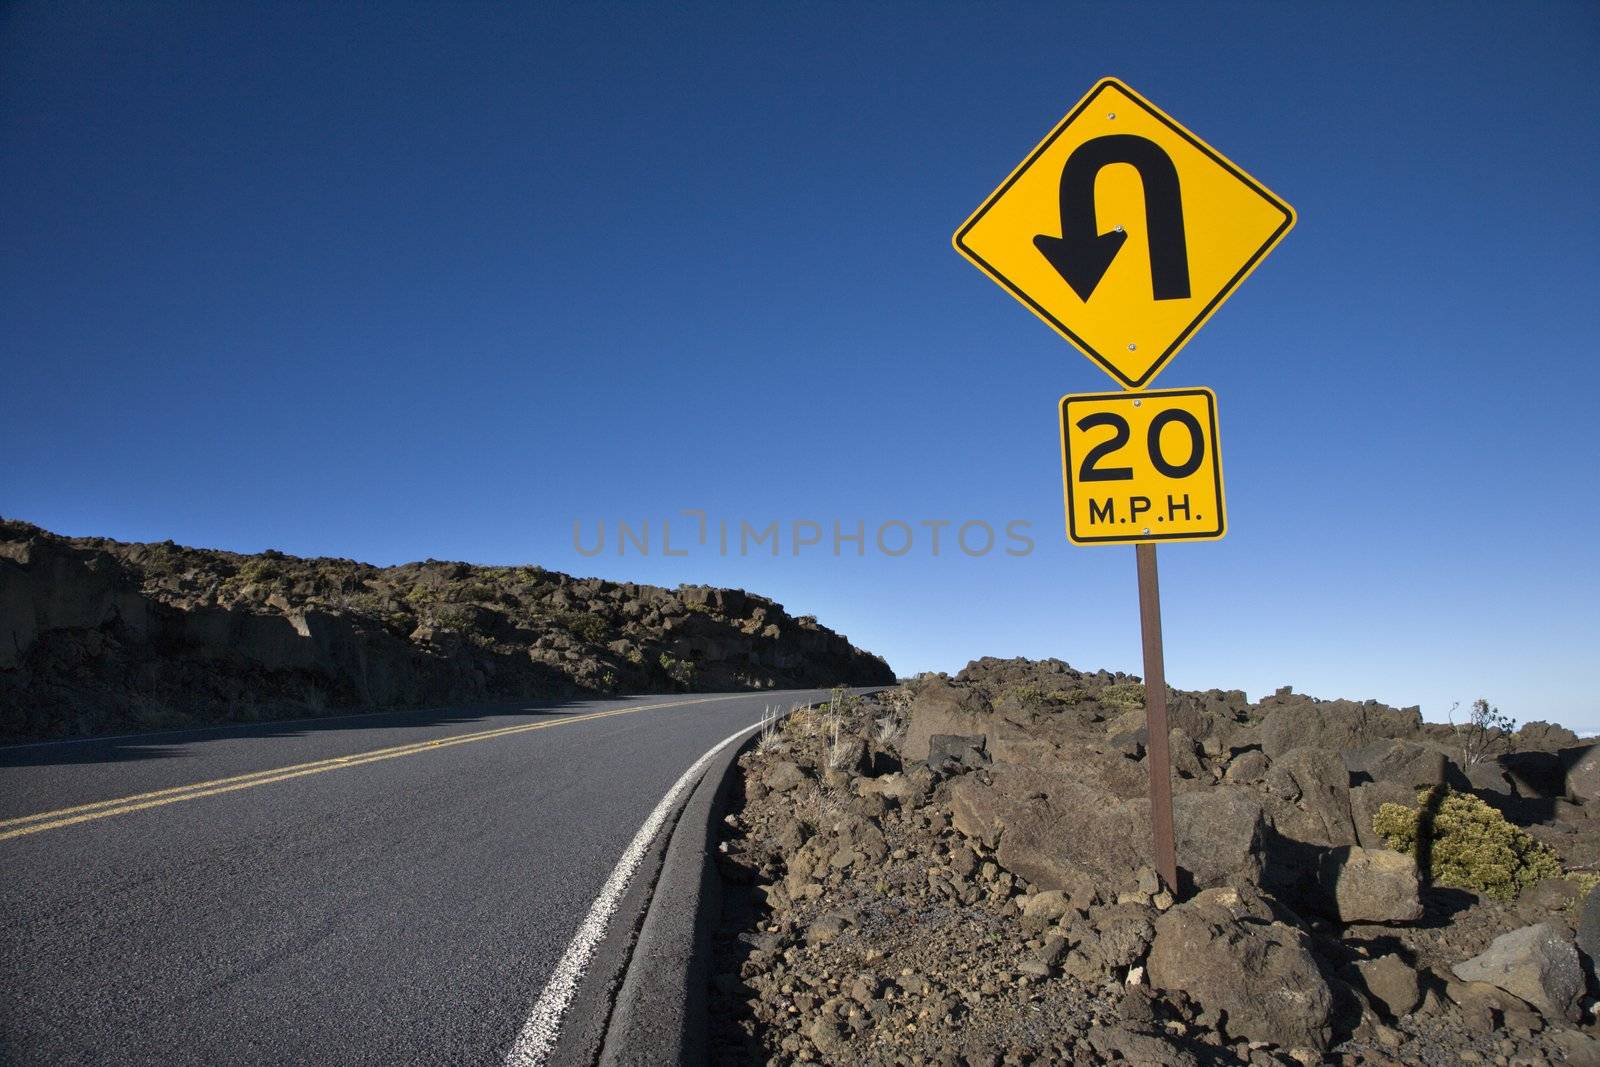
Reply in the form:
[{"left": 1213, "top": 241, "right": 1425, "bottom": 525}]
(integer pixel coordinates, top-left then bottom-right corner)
[{"left": 708, "top": 659, "right": 1600, "bottom": 1065}]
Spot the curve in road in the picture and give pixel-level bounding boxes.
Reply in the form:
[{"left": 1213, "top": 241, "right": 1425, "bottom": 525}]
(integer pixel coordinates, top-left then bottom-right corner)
[{"left": 1, "top": 689, "right": 831, "bottom": 1065}]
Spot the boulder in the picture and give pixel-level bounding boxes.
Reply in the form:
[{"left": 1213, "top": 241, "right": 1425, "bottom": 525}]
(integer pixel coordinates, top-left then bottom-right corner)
[
  {"left": 1259, "top": 694, "right": 1422, "bottom": 760},
  {"left": 953, "top": 775, "right": 1148, "bottom": 894},
  {"left": 1565, "top": 744, "right": 1600, "bottom": 804},
  {"left": 1548, "top": 1030, "right": 1600, "bottom": 1066},
  {"left": 1169, "top": 727, "right": 1205, "bottom": 779},
  {"left": 1091, "top": 904, "right": 1156, "bottom": 972},
  {"left": 1019, "top": 889, "right": 1078, "bottom": 925},
  {"left": 1575, "top": 885, "right": 1600, "bottom": 984},
  {"left": 1265, "top": 747, "right": 1358, "bottom": 846},
  {"left": 1166, "top": 687, "right": 1255, "bottom": 753},
  {"left": 989, "top": 724, "right": 1056, "bottom": 766},
  {"left": 0, "top": 541, "right": 126, "bottom": 669},
  {"left": 1314, "top": 846, "right": 1423, "bottom": 924},
  {"left": 1223, "top": 749, "right": 1269, "bottom": 785},
  {"left": 1499, "top": 750, "right": 1565, "bottom": 799},
  {"left": 0, "top": 559, "right": 38, "bottom": 670},
  {"left": 1356, "top": 954, "right": 1421, "bottom": 1018},
  {"left": 1105, "top": 707, "right": 1145, "bottom": 741},
  {"left": 946, "top": 771, "right": 1264, "bottom": 895},
  {"left": 1172, "top": 786, "right": 1267, "bottom": 889},
  {"left": 1445, "top": 976, "right": 1531, "bottom": 1033},
  {"left": 1517, "top": 721, "right": 1580, "bottom": 752},
  {"left": 902, "top": 680, "right": 993, "bottom": 762},
  {"left": 1148, "top": 887, "right": 1334, "bottom": 1050},
  {"left": 926, "top": 733, "right": 988, "bottom": 772},
  {"left": 1084, "top": 1025, "right": 1198, "bottom": 1067},
  {"left": 762, "top": 760, "right": 808, "bottom": 793},
  {"left": 1345, "top": 739, "right": 1448, "bottom": 789},
  {"left": 1517, "top": 877, "right": 1581, "bottom": 929},
  {"left": 1464, "top": 759, "right": 1516, "bottom": 796},
  {"left": 827, "top": 815, "right": 888, "bottom": 869},
  {"left": 1453, "top": 922, "right": 1583, "bottom": 1023}
]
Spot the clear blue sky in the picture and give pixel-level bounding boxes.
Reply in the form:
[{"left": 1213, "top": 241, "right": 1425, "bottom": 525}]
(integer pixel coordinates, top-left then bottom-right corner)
[{"left": 4, "top": 4, "right": 1598, "bottom": 730}]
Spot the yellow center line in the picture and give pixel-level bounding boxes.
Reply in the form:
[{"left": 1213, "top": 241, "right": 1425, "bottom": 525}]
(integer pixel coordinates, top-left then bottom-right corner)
[{"left": 0, "top": 694, "right": 745, "bottom": 843}]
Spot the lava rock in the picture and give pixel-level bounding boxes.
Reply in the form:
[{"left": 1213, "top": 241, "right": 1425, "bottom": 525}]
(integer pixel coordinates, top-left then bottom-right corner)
[
  {"left": 1223, "top": 749, "right": 1270, "bottom": 785},
  {"left": 1345, "top": 739, "right": 1449, "bottom": 789},
  {"left": 1453, "top": 922, "right": 1583, "bottom": 1023},
  {"left": 1578, "top": 884, "right": 1600, "bottom": 984},
  {"left": 1356, "top": 954, "right": 1422, "bottom": 1018},
  {"left": 1265, "top": 747, "right": 1359, "bottom": 847},
  {"left": 763, "top": 760, "right": 808, "bottom": 793},
  {"left": 927, "top": 733, "right": 989, "bottom": 772},
  {"left": 1314, "top": 846, "right": 1423, "bottom": 924},
  {"left": 1148, "top": 887, "right": 1334, "bottom": 1050}
]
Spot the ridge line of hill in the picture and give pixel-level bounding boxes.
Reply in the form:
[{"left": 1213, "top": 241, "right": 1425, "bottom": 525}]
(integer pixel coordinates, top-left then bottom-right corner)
[{"left": 0, "top": 519, "right": 894, "bottom": 742}]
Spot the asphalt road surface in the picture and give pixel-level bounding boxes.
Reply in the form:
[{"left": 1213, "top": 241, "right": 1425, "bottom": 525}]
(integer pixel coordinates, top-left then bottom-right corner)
[{"left": 0, "top": 690, "right": 834, "bottom": 1065}]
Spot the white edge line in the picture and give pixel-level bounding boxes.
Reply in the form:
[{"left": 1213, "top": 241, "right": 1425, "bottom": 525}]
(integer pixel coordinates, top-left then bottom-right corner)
[{"left": 502, "top": 717, "right": 764, "bottom": 1067}]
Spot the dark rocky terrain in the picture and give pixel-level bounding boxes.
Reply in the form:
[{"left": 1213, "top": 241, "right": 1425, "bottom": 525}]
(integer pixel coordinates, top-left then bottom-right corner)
[
  {"left": 710, "top": 659, "right": 1600, "bottom": 1066},
  {"left": 0, "top": 520, "right": 892, "bottom": 742}
]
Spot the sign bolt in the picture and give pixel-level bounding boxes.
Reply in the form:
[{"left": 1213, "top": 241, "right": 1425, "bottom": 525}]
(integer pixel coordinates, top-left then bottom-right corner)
[
  {"left": 1127, "top": 343, "right": 1137, "bottom": 351},
  {"left": 1142, "top": 528, "right": 1151, "bottom": 535},
  {"left": 1107, "top": 112, "right": 1117, "bottom": 120},
  {"left": 1132, "top": 399, "right": 1141, "bottom": 407}
]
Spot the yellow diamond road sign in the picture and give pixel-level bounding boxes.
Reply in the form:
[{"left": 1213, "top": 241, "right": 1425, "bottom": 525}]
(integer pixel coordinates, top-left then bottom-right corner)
[
  {"left": 1059, "top": 387, "right": 1225, "bottom": 545},
  {"left": 955, "top": 77, "right": 1295, "bottom": 390}
]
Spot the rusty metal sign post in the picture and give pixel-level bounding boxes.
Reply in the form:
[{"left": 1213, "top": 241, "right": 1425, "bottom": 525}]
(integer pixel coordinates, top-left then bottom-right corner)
[
  {"left": 954, "top": 77, "right": 1295, "bottom": 897},
  {"left": 1136, "top": 544, "right": 1178, "bottom": 890}
]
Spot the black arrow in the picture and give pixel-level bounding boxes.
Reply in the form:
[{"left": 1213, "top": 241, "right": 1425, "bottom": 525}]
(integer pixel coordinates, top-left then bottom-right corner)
[{"left": 1033, "top": 134, "right": 1191, "bottom": 302}]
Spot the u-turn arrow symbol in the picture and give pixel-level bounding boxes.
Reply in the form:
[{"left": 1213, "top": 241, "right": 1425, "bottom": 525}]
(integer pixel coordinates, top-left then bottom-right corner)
[{"left": 1033, "top": 134, "right": 1192, "bottom": 303}]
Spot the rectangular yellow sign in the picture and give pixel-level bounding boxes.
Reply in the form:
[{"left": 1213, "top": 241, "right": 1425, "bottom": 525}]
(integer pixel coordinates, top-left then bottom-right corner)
[{"left": 1059, "top": 387, "right": 1225, "bottom": 545}]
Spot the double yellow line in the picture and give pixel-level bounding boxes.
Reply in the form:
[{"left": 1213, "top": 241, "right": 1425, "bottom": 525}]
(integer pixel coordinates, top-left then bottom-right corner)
[{"left": 0, "top": 695, "right": 741, "bottom": 843}]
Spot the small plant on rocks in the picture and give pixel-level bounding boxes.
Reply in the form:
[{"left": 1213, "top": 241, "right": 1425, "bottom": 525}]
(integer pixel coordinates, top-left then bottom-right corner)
[
  {"left": 559, "top": 611, "right": 608, "bottom": 643},
  {"left": 1451, "top": 697, "right": 1517, "bottom": 767},
  {"left": 1099, "top": 680, "right": 1145, "bottom": 710},
  {"left": 756, "top": 704, "right": 785, "bottom": 754},
  {"left": 657, "top": 653, "right": 696, "bottom": 689},
  {"left": 874, "top": 713, "right": 905, "bottom": 752},
  {"left": 826, "top": 719, "right": 845, "bottom": 768}
]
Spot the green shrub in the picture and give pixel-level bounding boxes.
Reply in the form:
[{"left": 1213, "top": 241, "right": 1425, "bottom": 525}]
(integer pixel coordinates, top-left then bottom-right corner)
[
  {"left": 559, "top": 612, "right": 608, "bottom": 643},
  {"left": 828, "top": 686, "right": 862, "bottom": 715},
  {"left": 1373, "top": 786, "right": 1562, "bottom": 901},
  {"left": 344, "top": 591, "right": 389, "bottom": 617},
  {"left": 1099, "top": 681, "right": 1146, "bottom": 710},
  {"left": 659, "top": 653, "right": 696, "bottom": 689},
  {"left": 236, "top": 559, "right": 283, "bottom": 584},
  {"left": 434, "top": 605, "right": 472, "bottom": 630},
  {"left": 1567, "top": 872, "right": 1600, "bottom": 911},
  {"left": 1008, "top": 685, "right": 1077, "bottom": 710},
  {"left": 1009, "top": 685, "right": 1046, "bottom": 708},
  {"left": 405, "top": 582, "right": 440, "bottom": 606}
]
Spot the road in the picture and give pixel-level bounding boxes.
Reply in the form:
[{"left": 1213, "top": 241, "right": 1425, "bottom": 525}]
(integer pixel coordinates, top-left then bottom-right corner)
[{"left": 0, "top": 689, "right": 832, "bottom": 1065}]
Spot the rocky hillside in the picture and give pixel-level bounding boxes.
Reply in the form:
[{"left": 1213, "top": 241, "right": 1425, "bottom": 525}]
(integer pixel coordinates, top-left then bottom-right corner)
[
  {"left": 710, "top": 658, "right": 1600, "bottom": 1065},
  {"left": 0, "top": 520, "right": 893, "bottom": 742}
]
